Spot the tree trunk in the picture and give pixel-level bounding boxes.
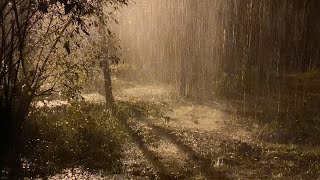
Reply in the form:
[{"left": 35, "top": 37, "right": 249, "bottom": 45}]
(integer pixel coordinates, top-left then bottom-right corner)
[
  {"left": 0, "top": 107, "right": 10, "bottom": 174},
  {"left": 102, "top": 61, "right": 114, "bottom": 109},
  {"left": 7, "top": 97, "right": 32, "bottom": 179},
  {"left": 99, "top": 13, "right": 114, "bottom": 109},
  {"left": 179, "top": 57, "right": 186, "bottom": 96}
]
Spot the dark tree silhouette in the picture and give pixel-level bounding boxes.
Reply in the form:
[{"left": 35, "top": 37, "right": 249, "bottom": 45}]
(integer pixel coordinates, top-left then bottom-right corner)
[{"left": 0, "top": 0, "right": 128, "bottom": 177}]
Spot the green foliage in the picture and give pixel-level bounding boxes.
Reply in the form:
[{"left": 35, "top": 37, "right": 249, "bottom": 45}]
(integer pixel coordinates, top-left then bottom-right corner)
[
  {"left": 259, "top": 112, "right": 320, "bottom": 145},
  {"left": 288, "top": 69, "right": 320, "bottom": 81},
  {"left": 114, "top": 100, "right": 164, "bottom": 119},
  {"left": 219, "top": 140, "right": 320, "bottom": 179},
  {"left": 264, "top": 145, "right": 320, "bottom": 179},
  {"left": 215, "top": 72, "right": 242, "bottom": 96},
  {"left": 21, "top": 99, "right": 163, "bottom": 178},
  {"left": 23, "top": 102, "right": 128, "bottom": 177}
]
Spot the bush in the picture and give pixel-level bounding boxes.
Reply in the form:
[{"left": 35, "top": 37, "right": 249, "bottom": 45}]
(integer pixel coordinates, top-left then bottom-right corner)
[
  {"left": 23, "top": 101, "right": 128, "bottom": 178},
  {"left": 259, "top": 109, "right": 320, "bottom": 145}
]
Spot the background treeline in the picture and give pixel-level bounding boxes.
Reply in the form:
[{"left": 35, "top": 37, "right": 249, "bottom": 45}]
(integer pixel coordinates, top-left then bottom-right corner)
[{"left": 118, "top": 0, "right": 320, "bottom": 143}]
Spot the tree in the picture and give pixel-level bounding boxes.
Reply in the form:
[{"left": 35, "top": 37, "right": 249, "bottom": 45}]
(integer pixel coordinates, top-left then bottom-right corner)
[
  {"left": 0, "top": 0, "right": 128, "bottom": 177},
  {"left": 99, "top": 7, "right": 114, "bottom": 109}
]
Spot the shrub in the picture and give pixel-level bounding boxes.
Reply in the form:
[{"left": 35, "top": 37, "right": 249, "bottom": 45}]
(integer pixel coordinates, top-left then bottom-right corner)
[{"left": 23, "top": 101, "right": 128, "bottom": 178}]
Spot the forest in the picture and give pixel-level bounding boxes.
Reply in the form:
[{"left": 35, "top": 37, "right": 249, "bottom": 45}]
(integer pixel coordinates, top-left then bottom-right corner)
[{"left": 1, "top": 0, "right": 319, "bottom": 179}]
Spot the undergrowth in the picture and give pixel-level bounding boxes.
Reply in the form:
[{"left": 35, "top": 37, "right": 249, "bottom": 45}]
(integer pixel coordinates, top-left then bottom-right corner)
[
  {"left": 22, "top": 99, "right": 163, "bottom": 178},
  {"left": 218, "top": 140, "right": 320, "bottom": 179},
  {"left": 257, "top": 109, "right": 320, "bottom": 145},
  {"left": 114, "top": 100, "right": 164, "bottom": 119},
  {"left": 23, "top": 102, "right": 127, "bottom": 178}
]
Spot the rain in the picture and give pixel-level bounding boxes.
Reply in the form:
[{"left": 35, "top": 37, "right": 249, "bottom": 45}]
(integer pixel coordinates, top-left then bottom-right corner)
[{"left": 0, "top": 0, "right": 319, "bottom": 179}]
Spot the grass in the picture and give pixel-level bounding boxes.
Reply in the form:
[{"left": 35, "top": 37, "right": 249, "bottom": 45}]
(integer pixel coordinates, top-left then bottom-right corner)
[
  {"left": 114, "top": 100, "right": 164, "bottom": 119},
  {"left": 21, "top": 99, "right": 164, "bottom": 178},
  {"left": 218, "top": 140, "right": 320, "bottom": 179},
  {"left": 23, "top": 101, "right": 127, "bottom": 178},
  {"left": 20, "top": 80, "right": 319, "bottom": 179},
  {"left": 256, "top": 107, "right": 320, "bottom": 145}
]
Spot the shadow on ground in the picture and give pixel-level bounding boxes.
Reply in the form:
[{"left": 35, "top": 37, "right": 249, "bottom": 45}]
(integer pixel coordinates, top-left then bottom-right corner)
[
  {"left": 19, "top": 102, "right": 126, "bottom": 179},
  {"left": 114, "top": 100, "right": 231, "bottom": 179}
]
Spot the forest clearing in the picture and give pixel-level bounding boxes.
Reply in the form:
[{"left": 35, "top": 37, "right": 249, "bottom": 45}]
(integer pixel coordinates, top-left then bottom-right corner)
[
  {"left": 1, "top": 0, "right": 320, "bottom": 179},
  {"left": 16, "top": 66, "right": 319, "bottom": 179}
]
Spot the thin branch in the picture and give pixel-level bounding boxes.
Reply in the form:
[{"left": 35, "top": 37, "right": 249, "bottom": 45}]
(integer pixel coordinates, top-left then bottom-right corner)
[
  {"left": 33, "top": 18, "right": 72, "bottom": 89},
  {"left": 36, "top": 13, "right": 55, "bottom": 64}
]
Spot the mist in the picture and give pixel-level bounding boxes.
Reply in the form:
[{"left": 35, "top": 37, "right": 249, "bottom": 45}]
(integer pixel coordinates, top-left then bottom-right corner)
[{"left": 1, "top": 0, "right": 319, "bottom": 179}]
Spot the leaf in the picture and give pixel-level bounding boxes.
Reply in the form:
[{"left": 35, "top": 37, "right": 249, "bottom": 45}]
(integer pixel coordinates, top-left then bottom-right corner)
[
  {"left": 64, "top": 3, "right": 74, "bottom": 15},
  {"left": 39, "top": 1, "right": 48, "bottom": 13},
  {"left": 63, "top": 41, "right": 71, "bottom": 54},
  {"left": 94, "top": 21, "right": 99, "bottom": 27},
  {"left": 107, "top": 29, "right": 112, "bottom": 36},
  {"left": 58, "top": 0, "right": 67, "bottom": 4},
  {"left": 49, "top": 0, "right": 58, "bottom": 5}
]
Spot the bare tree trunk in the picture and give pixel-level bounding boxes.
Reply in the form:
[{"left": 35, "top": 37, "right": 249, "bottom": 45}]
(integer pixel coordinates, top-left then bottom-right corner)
[
  {"left": 9, "top": 116, "right": 23, "bottom": 179},
  {"left": 102, "top": 61, "right": 114, "bottom": 109},
  {"left": 5, "top": 97, "right": 32, "bottom": 179},
  {"left": 99, "top": 13, "right": 114, "bottom": 109},
  {"left": 179, "top": 58, "right": 186, "bottom": 96}
]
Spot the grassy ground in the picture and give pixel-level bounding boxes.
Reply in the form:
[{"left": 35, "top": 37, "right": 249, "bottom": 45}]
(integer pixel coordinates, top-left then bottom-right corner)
[
  {"left": 23, "top": 102, "right": 128, "bottom": 178},
  {"left": 20, "top": 65, "right": 320, "bottom": 179}
]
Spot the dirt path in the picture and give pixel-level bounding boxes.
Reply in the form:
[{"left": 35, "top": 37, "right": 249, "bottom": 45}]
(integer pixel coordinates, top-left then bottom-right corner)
[{"left": 113, "top": 82, "right": 260, "bottom": 179}]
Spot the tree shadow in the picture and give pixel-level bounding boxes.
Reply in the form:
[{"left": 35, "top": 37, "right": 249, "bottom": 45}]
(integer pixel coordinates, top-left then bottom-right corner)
[
  {"left": 114, "top": 100, "right": 231, "bottom": 179},
  {"left": 117, "top": 113, "right": 181, "bottom": 179},
  {"left": 17, "top": 103, "right": 125, "bottom": 179},
  {"left": 147, "top": 124, "right": 232, "bottom": 180}
]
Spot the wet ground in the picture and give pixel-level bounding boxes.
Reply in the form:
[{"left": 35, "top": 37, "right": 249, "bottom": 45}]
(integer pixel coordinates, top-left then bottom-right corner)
[
  {"left": 110, "top": 79, "right": 256, "bottom": 179},
  {"left": 47, "top": 69, "right": 320, "bottom": 179}
]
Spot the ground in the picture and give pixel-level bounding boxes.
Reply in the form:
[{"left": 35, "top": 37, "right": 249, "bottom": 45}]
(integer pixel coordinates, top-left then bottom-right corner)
[
  {"left": 110, "top": 76, "right": 261, "bottom": 179},
  {"left": 46, "top": 67, "right": 320, "bottom": 179}
]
